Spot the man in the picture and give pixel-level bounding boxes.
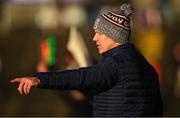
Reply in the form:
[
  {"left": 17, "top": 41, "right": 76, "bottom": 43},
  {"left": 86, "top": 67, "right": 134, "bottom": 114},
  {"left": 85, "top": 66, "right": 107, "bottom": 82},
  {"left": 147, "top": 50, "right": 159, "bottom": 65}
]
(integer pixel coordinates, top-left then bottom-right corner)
[{"left": 11, "top": 4, "right": 163, "bottom": 117}]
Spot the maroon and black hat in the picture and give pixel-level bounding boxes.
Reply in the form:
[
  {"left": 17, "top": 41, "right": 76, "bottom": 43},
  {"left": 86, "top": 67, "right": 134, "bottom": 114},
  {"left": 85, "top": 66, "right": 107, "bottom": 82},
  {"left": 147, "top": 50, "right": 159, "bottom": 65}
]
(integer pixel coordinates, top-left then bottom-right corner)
[{"left": 94, "top": 4, "right": 133, "bottom": 44}]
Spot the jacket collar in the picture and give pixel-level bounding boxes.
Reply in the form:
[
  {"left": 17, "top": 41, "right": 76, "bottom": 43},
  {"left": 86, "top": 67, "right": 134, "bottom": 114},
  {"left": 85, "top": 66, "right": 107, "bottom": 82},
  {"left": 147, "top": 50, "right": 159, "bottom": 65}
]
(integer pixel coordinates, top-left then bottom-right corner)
[{"left": 102, "top": 43, "right": 134, "bottom": 58}]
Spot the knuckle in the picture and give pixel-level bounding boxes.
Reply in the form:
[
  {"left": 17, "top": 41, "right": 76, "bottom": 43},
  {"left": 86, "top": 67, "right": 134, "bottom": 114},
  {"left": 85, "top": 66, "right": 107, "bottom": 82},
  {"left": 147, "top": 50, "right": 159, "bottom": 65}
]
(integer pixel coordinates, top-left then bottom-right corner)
[{"left": 27, "top": 85, "right": 31, "bottom": 89}]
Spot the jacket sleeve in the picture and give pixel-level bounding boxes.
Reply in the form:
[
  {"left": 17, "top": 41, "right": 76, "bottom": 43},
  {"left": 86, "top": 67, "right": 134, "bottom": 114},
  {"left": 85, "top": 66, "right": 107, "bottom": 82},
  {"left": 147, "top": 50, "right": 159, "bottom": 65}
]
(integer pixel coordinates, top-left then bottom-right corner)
[{"left": 34, "top": 58, "right": 118, "bottom": 95}]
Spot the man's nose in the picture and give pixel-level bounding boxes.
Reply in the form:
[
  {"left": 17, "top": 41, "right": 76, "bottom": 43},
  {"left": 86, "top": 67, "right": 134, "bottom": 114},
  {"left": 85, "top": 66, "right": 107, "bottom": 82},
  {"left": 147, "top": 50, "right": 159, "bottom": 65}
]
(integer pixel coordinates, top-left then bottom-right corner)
[
  {"left": 93, "top": 33, "right": 98, "bottom": 42},
  {"left": 93, "top": 36, "right": 96, "bottom": 42}
]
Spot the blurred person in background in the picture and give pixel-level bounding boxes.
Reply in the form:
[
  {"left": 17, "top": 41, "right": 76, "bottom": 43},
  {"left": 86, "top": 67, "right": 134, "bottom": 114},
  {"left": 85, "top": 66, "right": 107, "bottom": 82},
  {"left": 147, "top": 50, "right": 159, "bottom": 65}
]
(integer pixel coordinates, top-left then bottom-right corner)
[
  {"left": 133, "top": 6, "right": 165, "bottom": 83},
  {"left": 37, "top": 37, "right": 92, "bottom": 116},
  {"left": 10, "top": 4, "right": 163, "bottom": 117}
]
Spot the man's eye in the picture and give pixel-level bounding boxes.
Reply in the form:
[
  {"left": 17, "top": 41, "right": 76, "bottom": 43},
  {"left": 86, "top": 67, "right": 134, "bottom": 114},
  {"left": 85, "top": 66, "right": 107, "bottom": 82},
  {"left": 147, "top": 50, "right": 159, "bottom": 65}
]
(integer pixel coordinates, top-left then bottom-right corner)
[{"left": 98, "top": 32, "right": 102, "bottom": 35}]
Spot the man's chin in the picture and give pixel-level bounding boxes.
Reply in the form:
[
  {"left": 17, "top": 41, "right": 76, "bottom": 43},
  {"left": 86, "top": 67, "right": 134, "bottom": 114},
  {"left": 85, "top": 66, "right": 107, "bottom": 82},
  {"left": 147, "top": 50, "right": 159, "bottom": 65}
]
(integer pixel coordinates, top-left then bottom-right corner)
[
  {"left": 98, "top": 50, "right": 102, "bottom": 54},
  {"left": 99, "top": 50, "right": 104, "bottom": 54}
]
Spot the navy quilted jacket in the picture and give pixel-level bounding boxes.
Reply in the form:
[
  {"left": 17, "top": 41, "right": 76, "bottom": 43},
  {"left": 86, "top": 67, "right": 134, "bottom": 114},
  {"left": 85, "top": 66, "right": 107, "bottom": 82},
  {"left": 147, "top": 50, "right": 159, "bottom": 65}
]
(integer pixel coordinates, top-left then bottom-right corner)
[{"left": 35, "top": 44, "right": 163, "bottom": 117}]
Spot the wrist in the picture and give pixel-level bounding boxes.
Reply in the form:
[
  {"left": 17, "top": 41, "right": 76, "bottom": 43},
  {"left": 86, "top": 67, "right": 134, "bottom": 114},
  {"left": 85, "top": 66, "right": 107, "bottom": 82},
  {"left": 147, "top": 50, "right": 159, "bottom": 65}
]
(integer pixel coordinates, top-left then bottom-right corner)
[
  {"left": 37, "top": 78, "right": 41, "bottom": 86},
  {"left": 33, "top": 77, "right": 41, "bottom": 87}
]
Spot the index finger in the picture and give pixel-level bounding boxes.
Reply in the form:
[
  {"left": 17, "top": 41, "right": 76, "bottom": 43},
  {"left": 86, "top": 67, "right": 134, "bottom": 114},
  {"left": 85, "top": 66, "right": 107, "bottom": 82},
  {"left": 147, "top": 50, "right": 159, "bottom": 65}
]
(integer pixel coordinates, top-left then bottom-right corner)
[{"left": 10, "top": 78, "right": 21, "bottom": 83}]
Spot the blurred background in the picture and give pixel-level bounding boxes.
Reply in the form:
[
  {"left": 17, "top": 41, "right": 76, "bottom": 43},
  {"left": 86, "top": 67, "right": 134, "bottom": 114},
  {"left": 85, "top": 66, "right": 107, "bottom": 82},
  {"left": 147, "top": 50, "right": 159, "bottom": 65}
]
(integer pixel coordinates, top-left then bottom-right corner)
[{"left": 0, "top": 0, "right": 180, "bottom": 117}]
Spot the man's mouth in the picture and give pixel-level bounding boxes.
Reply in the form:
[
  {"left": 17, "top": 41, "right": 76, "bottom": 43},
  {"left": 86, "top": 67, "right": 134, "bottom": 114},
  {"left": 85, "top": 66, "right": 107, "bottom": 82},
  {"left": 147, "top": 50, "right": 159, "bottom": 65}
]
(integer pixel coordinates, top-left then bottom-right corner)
[
  {"left": 96, "top": 44, "right": 101, "bottom": 48},
  {"left": 96, "top": 43, "right": 100, "bottom": 46}
]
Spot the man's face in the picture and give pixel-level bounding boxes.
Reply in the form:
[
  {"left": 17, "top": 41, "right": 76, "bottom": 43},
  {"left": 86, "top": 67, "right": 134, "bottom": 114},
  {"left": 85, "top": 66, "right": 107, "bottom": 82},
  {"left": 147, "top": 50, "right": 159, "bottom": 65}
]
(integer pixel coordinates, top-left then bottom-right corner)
[{"left": 93, "top": 31, "right": 120, "bottom": 54}]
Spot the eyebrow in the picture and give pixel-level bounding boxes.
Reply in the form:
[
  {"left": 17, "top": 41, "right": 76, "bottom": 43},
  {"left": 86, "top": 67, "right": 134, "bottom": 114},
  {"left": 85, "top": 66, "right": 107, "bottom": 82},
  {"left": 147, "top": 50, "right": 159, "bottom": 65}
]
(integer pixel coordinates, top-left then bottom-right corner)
[{"left": 94, "top": 30, "right": 103, "bottom": 34}]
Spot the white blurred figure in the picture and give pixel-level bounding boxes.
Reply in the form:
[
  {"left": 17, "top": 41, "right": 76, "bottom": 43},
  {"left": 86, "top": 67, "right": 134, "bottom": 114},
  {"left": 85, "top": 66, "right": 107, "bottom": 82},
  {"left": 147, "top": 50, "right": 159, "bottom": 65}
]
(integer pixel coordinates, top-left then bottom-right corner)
[
  {"left": 58, "top": 4, "right": 92, "bottom": 115},
  {"left": 62, "top": 4, "right": 91, "bottom": 101},
  {"left": 59, "top": 4, "right": 87, "bottom": 27},
  {"left": 35, "top": 0, "right": 59, "bottom": 30},
  {"left": 67, "top": 26, "right": 91, "bottom": 67}
]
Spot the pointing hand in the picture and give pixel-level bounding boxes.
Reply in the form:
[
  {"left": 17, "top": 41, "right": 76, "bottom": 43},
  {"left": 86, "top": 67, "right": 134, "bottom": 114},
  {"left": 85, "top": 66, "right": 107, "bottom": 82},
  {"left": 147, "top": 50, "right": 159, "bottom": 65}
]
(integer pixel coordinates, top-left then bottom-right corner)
[{"left": 10, "top": 77, "right": 40, "bottom": 95}]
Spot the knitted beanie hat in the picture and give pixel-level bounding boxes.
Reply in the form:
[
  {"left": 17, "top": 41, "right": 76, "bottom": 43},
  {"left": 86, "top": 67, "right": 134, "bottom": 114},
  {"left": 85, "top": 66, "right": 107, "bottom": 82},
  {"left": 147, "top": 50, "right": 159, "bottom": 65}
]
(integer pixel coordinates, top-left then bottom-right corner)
[{"left": 93, "top": 4, "right": 133, "bottom": 44}]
